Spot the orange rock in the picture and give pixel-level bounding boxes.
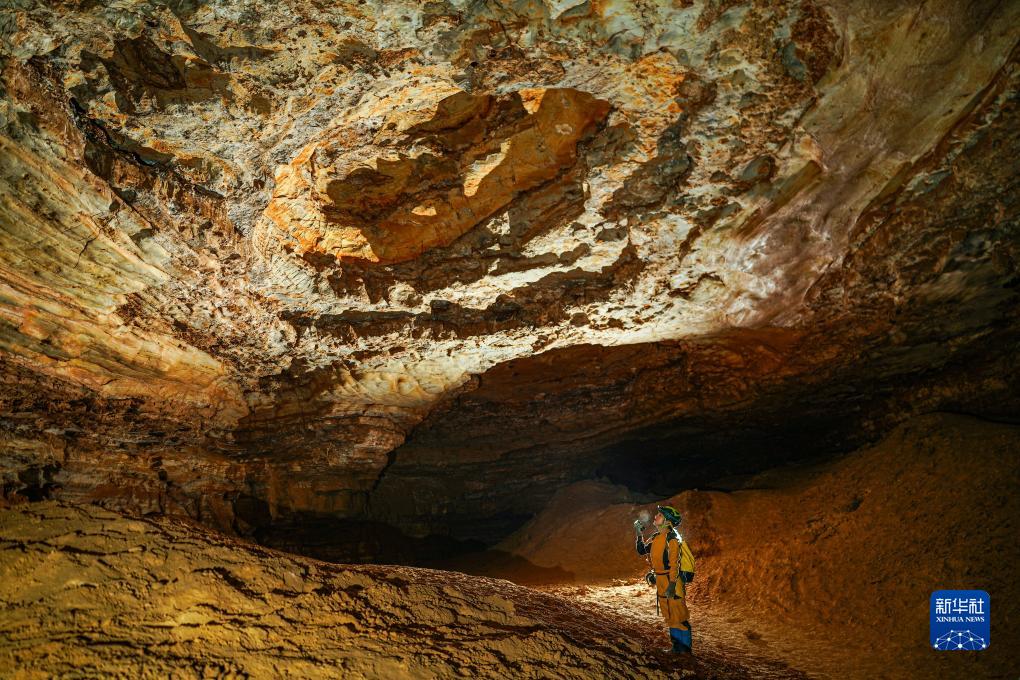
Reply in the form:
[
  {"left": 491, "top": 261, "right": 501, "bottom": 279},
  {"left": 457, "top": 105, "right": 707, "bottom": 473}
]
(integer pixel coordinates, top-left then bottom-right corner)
[{"left": 266, "top": 88, "right": 610, "bottom": 264}]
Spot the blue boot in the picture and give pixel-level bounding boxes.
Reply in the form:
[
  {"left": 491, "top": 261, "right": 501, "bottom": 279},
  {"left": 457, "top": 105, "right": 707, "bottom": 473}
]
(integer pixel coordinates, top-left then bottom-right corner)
[{"left": 670, "top": 627, "right": 692, "bottom": 654}]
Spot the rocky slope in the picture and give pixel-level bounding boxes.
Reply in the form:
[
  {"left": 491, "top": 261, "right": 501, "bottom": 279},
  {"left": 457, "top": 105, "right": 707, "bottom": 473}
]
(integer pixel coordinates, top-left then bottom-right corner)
[
  {"left": 0, "top": 1, "right": 1018, "bottom": 542},
  {"left": 0, "top": 500, "right": 809, "bottom": 679},
  {"left": 496, "top": 413, "right": 1020, "bottom": 678}
]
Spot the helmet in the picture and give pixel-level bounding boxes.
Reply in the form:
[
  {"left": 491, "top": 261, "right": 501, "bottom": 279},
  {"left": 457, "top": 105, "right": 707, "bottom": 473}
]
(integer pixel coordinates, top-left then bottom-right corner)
[{"left": 657, "top": 505, "right": 682, "bottom": 526}]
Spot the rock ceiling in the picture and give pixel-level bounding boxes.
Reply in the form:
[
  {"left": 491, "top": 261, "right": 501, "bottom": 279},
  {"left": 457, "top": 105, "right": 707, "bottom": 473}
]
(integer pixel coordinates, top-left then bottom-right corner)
[{"left": 0, "top": 1, "right": 1018, "bottom": 540}]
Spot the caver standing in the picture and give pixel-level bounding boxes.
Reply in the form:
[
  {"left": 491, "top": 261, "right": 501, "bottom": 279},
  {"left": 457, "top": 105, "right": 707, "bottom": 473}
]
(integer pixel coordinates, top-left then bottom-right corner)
[{"left": 635, "top": 505, "right": 696, "bottom": 653}]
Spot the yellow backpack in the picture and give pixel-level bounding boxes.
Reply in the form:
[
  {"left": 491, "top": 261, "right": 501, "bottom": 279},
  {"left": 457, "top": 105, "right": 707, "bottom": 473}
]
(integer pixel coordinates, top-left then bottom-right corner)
[
  {"left": 659, "top": 528, "right": 696, "bottom": 583},
  {"left": 678, "top": 536, "right": 696, "bottom": 583}
]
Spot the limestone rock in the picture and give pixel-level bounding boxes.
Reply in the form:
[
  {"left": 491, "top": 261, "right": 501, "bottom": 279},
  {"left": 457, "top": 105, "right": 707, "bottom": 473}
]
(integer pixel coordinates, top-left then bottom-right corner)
[{"left": 0, "top": 0, "right": 1018, "bottom": 541}]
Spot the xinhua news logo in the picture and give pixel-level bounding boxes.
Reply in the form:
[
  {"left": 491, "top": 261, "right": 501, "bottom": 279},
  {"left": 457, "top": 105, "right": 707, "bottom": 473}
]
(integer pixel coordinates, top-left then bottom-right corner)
[{"left": 930, "top": 590, "right": 989, "bottom": 651}]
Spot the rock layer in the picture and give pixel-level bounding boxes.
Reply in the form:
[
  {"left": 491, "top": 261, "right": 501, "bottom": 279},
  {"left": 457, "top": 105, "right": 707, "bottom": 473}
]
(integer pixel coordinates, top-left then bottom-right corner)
[
  {"left": 0, "top": 500, "right": 805, "bottom": 679},
  {"left": 268, "top": 87, "right": 611, "bottom": 264},
  {"left": 0, "top": 1, "right": 1018, "bottom": 542},
  {"left": 499, "top": 413, "right": 1020, "bottom": 678}
]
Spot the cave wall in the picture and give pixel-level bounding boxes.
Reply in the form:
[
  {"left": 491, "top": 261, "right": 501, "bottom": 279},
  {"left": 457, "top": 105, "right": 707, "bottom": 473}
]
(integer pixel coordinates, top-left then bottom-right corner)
[
  {"left": 0, "top": 1, "right": 1017, "bottom": 543},
  {"left": 497, "top": 413, "right": 1020, "bottom": 677}
]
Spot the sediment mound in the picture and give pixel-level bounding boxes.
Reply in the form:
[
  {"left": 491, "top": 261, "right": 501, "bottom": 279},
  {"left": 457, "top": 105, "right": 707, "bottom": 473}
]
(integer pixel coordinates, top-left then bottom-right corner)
[{"left": 499, "top": 413, "right": 1020, "bottom": 678}]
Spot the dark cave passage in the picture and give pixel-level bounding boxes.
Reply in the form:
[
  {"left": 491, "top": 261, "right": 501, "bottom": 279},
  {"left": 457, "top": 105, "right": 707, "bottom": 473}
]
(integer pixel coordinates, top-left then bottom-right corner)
[{"left": 248, "top": 408, "right": 886, "bottom": 573}]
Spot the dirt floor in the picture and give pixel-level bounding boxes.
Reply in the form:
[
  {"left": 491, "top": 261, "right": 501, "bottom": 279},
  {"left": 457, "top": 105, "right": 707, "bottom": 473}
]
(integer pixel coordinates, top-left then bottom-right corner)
[
  {"left": 1, "top": 413, "right": 1017, "bottom": 678},
  {"left": 489, "top": 412, "right": 1020, "bottom": 679},
  {"left": 543, "top": 581, "right": 838, "bottom": 677},
  {"left": 0, "top": 501, "right": 804, "bottom": 679}
]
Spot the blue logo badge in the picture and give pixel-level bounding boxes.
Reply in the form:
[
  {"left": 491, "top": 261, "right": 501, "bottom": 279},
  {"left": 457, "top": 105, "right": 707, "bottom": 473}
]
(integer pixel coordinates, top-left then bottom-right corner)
[{"left": 930, "top": 590, "right": 989, "bottom": 650}]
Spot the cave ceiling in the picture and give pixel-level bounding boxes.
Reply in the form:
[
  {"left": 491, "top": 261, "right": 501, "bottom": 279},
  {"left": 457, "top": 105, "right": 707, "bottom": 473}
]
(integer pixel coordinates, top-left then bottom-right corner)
[{"left": 0, "top": 0, "right": 1018, "bottom": 539}]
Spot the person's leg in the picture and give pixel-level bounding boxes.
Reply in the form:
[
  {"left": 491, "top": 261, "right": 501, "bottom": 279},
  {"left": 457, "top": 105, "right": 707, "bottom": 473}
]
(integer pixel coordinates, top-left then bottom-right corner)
[
  {"left": 669, "top": 623, "right": 692, "bottom": 653},
  {"left": 655, "top": 575, "right": 673, "bottom": 651},
  {"left": 666, "top": 597, "right": 692, "bottom": 653}
]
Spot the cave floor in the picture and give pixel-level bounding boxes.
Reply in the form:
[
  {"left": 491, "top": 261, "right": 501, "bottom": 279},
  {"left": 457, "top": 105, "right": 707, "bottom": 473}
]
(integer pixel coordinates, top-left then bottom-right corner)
[
  {"left": 543, "top": 581, "right": 851, "bottom": 680},
  {"left": 0, "top": 501, "right": 806, "bottom": 679},
  {"left": 421, "top": 546, "right": 836, "bottom": 679},
  {"left": 420, "top": 551, "right": 834, "bottom": 677},
  {"left": 8, "top": 410, "right": 1019, "bottom": 679}
]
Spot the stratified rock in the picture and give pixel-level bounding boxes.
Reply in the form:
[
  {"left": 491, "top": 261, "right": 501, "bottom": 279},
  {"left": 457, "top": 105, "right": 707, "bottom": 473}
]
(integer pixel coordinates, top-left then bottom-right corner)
[
  {"left": 0, "top": 1, "right": 1018, "bottom": 540},
  {"left": 0, "top": 500, "right": 806, "bottom": 679}
]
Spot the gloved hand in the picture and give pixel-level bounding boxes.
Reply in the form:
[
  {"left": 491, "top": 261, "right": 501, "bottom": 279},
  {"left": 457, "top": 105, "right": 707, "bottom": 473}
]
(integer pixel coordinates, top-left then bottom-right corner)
[
  {"left": 633, "top": 519, "right": 645, "bottom": 536},
  {"left": 665, "top": 581, "right": 677, "bottom": 599}
]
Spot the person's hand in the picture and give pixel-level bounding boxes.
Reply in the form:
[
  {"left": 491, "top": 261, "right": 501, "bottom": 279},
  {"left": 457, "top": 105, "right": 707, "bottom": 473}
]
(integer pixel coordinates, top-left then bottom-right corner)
[
  {"left": 633, "top": 519, "right": 645, "bottom": 536},
  {"left": 665, "top": 581, "right": 677, "bottom": 599}
]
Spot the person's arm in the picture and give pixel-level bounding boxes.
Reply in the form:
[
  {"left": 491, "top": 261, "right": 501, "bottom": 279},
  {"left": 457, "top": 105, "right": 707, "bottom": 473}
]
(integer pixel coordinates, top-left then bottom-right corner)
[
  {"left": 665, "top": 536, "right": 681, "bottom": 597},
  {"left": 634, "top": 520, "right": 650, "bottom": 555}
]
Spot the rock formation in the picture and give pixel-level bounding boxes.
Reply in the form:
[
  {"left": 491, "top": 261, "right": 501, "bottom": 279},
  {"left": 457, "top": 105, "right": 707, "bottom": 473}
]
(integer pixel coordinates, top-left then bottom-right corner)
[
  {"left": 2, "top": 1, "right": 1020, "bottom": 677},
  {"left": 1, "top": 0, "right": 1018, "bottom": 556},
  {"left": 498, "top": 413, "right": 1020, "bottom": 678},
  {"left": 0, "top": 500, "right": 809, "bottom": 678}
]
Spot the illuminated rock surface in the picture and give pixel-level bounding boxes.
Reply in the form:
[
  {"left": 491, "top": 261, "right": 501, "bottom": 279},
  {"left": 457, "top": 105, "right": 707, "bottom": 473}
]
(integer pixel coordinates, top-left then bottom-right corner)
[
  {"left": 501, "top": 413, "right": 1020, "bottom": 678},
  {"left": 0, "top": 500, "right": 807, "bottom": 679},
  {"left": 1, "top": 1, "right": 1019, "bottom": 677},
  {"left": 1, "top": 0, "right": 1018, "bottom": 590}
]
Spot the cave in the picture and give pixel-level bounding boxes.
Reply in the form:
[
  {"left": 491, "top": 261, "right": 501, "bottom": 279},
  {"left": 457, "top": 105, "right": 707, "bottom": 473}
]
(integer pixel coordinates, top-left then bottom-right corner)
[{"left": 1, "top": 1, "right": 1019, "bottom": 678}]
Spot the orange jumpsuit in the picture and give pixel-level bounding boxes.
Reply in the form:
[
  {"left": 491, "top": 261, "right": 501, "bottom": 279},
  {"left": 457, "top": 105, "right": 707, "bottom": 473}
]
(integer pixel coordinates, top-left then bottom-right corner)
[{"left": 637, "top": 524, "right": 692, "bottom": 652}]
